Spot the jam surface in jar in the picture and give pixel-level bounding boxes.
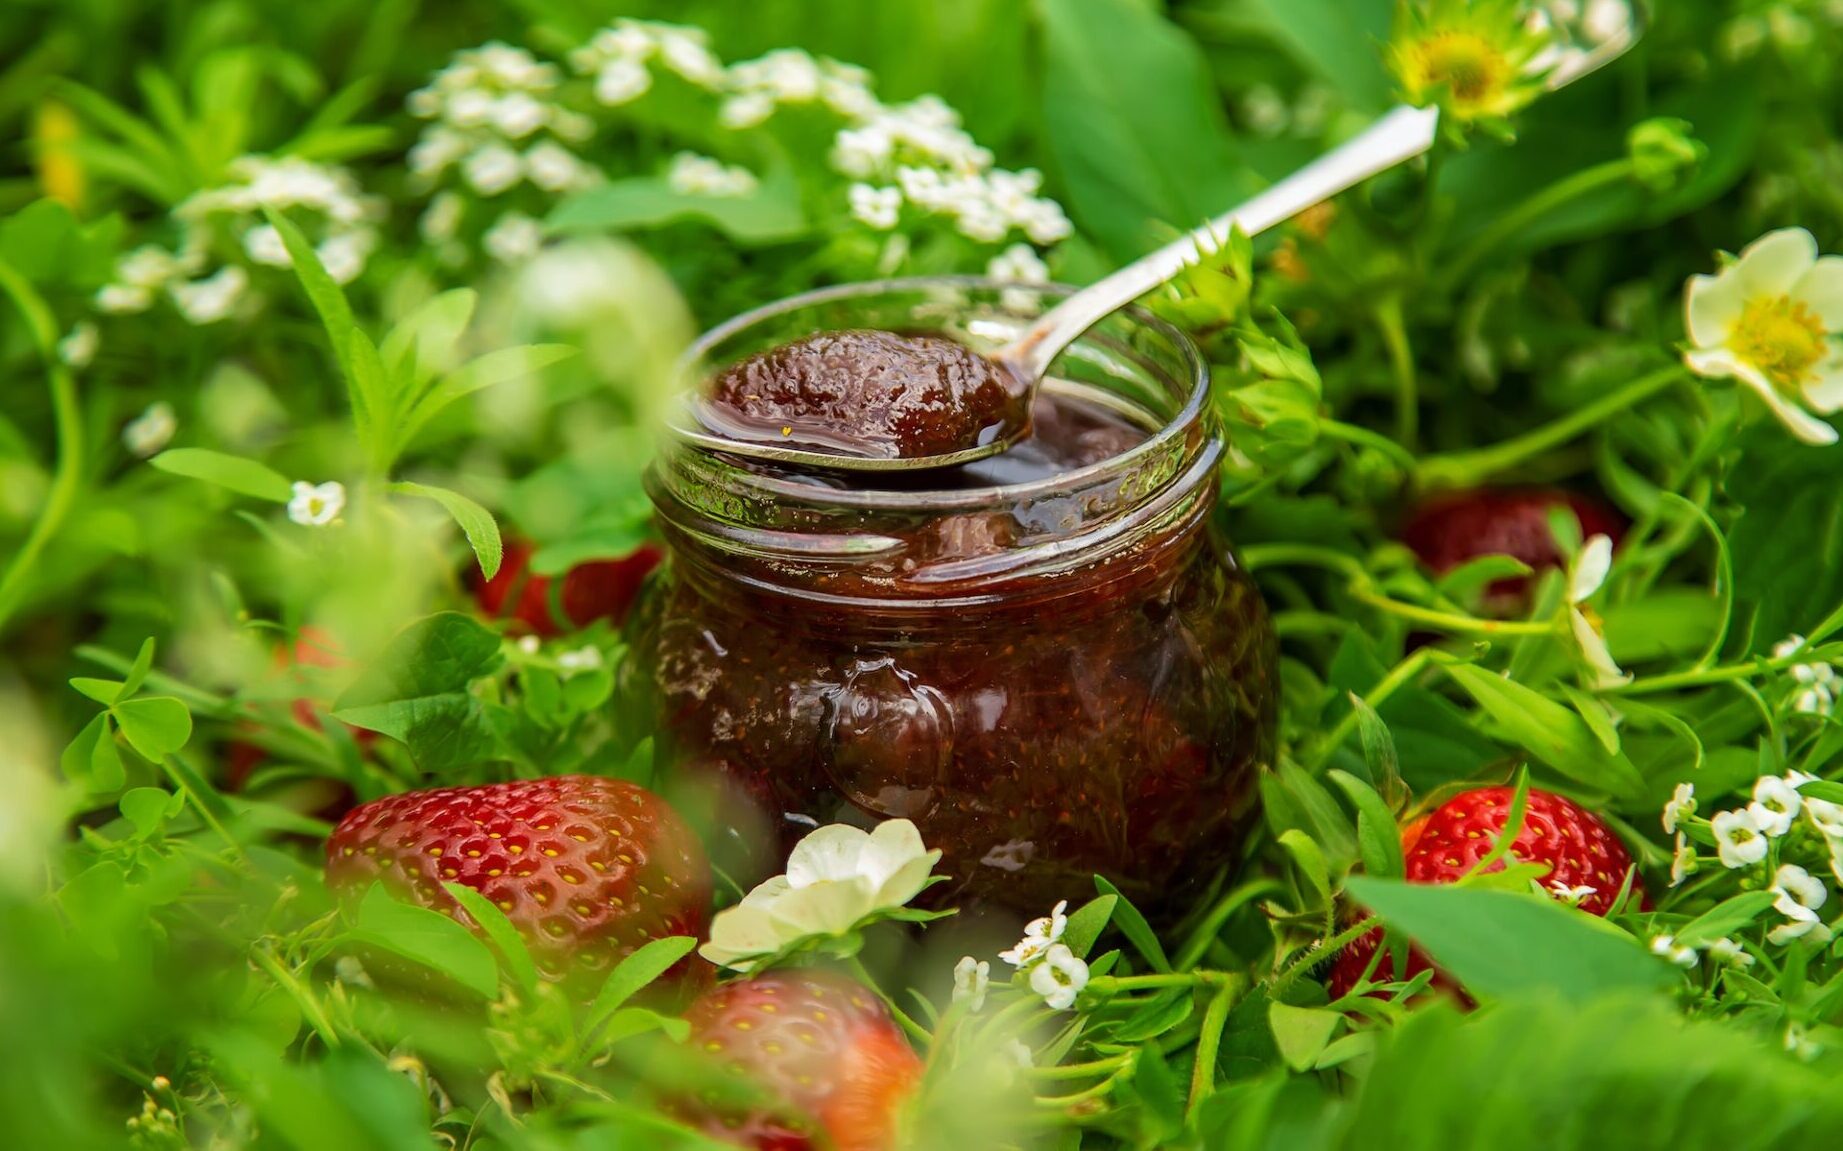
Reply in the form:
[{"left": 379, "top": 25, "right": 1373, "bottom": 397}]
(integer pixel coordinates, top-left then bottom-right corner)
[
  {"left": 626, "top": 377, "right": 1278, "bottom": 919},
  {"left": 701, "top": 329, "right": 1028, "bottom": 460}
]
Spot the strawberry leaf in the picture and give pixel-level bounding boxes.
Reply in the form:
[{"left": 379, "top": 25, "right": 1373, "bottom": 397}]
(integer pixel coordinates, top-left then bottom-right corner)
[
  {"left": 349, "top": 883, "right": 498, "bottom": 1000},
  {"left": 442, "top": 882, "right": 538, "bottom": 995},
  {"left": 585, "top": 936, "right": 699, "bottom": 1036}
]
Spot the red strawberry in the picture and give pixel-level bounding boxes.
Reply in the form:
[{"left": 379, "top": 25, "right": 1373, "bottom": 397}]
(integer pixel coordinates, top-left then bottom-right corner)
[
  {"left": 1400, "top": 488, "right": 1624, "bottom": 608},
  {"left": 1327, "top": 786, "right": 1643, "bottom": 999},
  {"left": 680, "top": 970, "right": 922, "bottom": 1151},
  {"left": 472, "top": 539, "right": 662, "bottom": 637},
  {"left": 325, "top": 775, "right": 712, "bottom": 993}
]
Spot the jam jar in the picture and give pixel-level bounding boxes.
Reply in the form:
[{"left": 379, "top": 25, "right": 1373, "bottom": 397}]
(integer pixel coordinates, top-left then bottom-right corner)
[{"left": 621, "top": 279, "right": 1278, "bottom": 919}]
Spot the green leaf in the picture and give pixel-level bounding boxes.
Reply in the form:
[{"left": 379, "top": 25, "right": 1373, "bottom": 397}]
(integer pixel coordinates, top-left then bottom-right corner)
[
  {"left": 1329, "top": 770, "right": 1404, "bottom": 880},
  {"left": 548, "top": 173, "right": 808, "bottom": 245},
  {"left": 388, "top": 481, "right": 503, "bottom": 580},
  {"left": 1039, "top": 0, "right": 1259, "bottom": 262},
  {"left": 332, "top": 612, "right": 504, "bottom": 772},
  {"left": 120, "top": 637, "right": 156, "bottom": 700},
  {"left": 1799, "top": 779, "right": 1843, "bottom": 805},
  {"left": 1327, "top": 634, "right": 1500, "bottom": 791},
  {"left": 1113, "top": 989, "right": 1193, "bottom": 1043},
  {"left": 1728, "top": 426, "right": 1843, "bottom": 653},
  {"left": 349, "top": 883, "right": 499, "bottom": 1000},
  {"left": 62, "top": 714, "right": 114, "bottom": 789},
  {"left": 442, "top": 882, "right": 538, "bottom": 993},
  {"left": 1445, "top": 664, "right": 1643, "bottom": 797},
  {"left": 596, "top": 1005, "right": 692, "bottom": 1046},
  {"left": 91, "top": 720, "right": 126, "bottom": 791},
  {"left": 586, "top": 936, "right": 699, "bottom": 1034},
  {"left": 120, "top": 787, "right": 179, "bottom": 838},
  {"left": 380, "top": 288, "right": 476, "bottom": 397},
  {"left": 1559, "top": 683, "right": 1621, "bottom": 756},
  {"left": 69, "top": 677, "right": 125, "bottom": 705},
  {"left": 1268, "top": 1001, "right": 1342, "bottom": 1073},
  {"left": 111, "top": 697, "right": 193, "bottom": 760},
  {"left": 1435, "top": 555, "right": 1535, "bottom": 602},
  {"left": 398, "top": 344, "right": 577, "bottom": 450},
  {"left": 1062, "top": 894, "right": 1118, "bottom": 959},
  {"left": 1344, "top": 877, "right": 1675, "bottom": 1003},
  {"left": 1672, "top": 891, "right": 1779, "bottom": 949},
  {"left": 1093, "top": 877, "right": 1171, "bottom": 973},
  {"left": 1128, "top": 1043, "right": 1185, "bottom": 1137},
  {"left": 1277, "top": 829, "right": 1332, "bottom": 907},
  {"left": 262, "top": 206, "right": 372, "bottom": 447},
  {"left": 1348, "top": 693, "right": 1404, "bottom": 805},
  {"left": 150, "top": 449, "right": 293, "bottom": 502}
]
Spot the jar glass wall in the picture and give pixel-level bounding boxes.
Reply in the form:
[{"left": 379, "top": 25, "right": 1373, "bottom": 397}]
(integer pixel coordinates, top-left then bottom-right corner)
[{"left": 622, "top": 278, "right": 1278, "bottom": 918}]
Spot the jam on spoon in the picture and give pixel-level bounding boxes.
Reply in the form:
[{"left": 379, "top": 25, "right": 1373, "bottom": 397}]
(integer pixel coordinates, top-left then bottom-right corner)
[{"left": 701, "top": 329, "right": 1030, "bottom": 461}]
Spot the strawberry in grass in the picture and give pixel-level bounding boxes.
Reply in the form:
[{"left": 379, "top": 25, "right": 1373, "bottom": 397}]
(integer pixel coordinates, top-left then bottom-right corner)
[
  {"left": 326, "top": 775, "right": 712, "bottom": 993},
  {"left": 472, "top": 539, "right": 661, "bottom": 637},
  {"left": 1328, "top": 786, "right": 1644, "bottom": 999},
  {"left": 679, "top": 969, "right": 922, "bottom": 1151},
  {"left": 1400, "top": 488, "right": 1624, "bottom": 609}
]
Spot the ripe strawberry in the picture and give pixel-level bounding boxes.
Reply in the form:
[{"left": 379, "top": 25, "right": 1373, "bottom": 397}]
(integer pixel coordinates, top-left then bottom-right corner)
[
  {"left": 1400, "top": 488, "right": 1624, "bottom": 607},
  {"left": 680, "top": 970, "right": 922, "bottom": 1151},
  {"left": 1327, "top": 786, "right": 1643, "bottom": 999},
  {"left": 472, "top": 539, "right": 661, "bottom": 637},
  {"left": 325, "top": 775, "right": 712, "bottom": 992}
]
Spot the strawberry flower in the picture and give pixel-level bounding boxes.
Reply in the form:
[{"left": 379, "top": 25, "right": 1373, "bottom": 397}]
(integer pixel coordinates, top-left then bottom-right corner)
[
  {"left": 1682, "top": 227, "right": 1843, "bottom": 445},
  {"left": 699, "top": 819, "right": 942, "bottom": 971},
  {"left": 1566, "top": 535, "right": 1628, "bottom": 688}
]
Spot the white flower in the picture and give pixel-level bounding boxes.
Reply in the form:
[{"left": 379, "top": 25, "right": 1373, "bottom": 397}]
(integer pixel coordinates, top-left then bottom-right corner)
[
  {"left": 287, "top": 480, "right": 346, "bottom": 527},
  {"left": 464, "top": 145, "right": 524, "bottom": 196},
  {"left": 1670, "top": 832, "right": 1696, "bottom": 888},
  {"left": 1682, "top": 227, "right": 1843, "bottom": 446},
  {"left": 1712, "top": 808, "right": 1769, "bottom": 869},
  {"left": 242, "top": 224, "right": 291, "bottom": 267},
  {"left": 698, "top": 819, "right": 941, "bottom": 971},
  {"left": 1546, "top": 880, "right": 1598, "bottom": 906},
  {"left": 408, "top": 127, "right": 470, "bottom": 177},
  {"left": 999, "top": 899, "right": 1069, "bottom": 968},
  {"left": 1649, "top": 933, "right": 1698, "bottom": 969},
  {"left": 952, "top": 956, "right": 989, "bottom": 1012},
  {"left": 1003, "top": 1039, "right": 1034, "bottom": 1068},
  {"left": 1029, "top": 944, "right": 1090, "bottom": 1010},
  {"left": 1662, "top": 782, "right": 1696, "bottom": 834},
  {"left": 1749, "top": 774, "right": 1803, "bottom": 838},
  {"left": 420, "top": 192, "right": 465, "bottom": 243},
  {"left": 987, "top": 243, "right": 1050, "bottom": 285},
  {"left": 1706, "top": 936, "right": 1755, "bottom": 967},
  {"left": 490, "top": 92, "right": 549, "bottom": 138},
  {"left": 1566, "top": 535, "right": 1629, "bottom": 687},
  {"left": 718, "top": 92, "right": 775, "bottom": 130},
  {"left": 96, "top": 283, "right": 153, "bottom": 313},
  {"left": 516, "top": 634, "right": 542, "bottom": 655},
  {"left": 595, "top": 59, "right": 652, "bottom": 106},
  {"left": 1768, "top": 863, "right": 1831, "bottom": 944},
  {"left": 57, "top": 322, "right": 98, "bottom": 369},
  {"left": 656, "top": 31, "right": 723, "bottom": 87},
  {"left": 1774, "top": 635, "right": 1838, "bottom": 716},
  {"left": 1785, "top": 1022, "right": 1822, "bottom": 1061},
  {"left": 730, "top": 48, "right": 824, "bottom": 103},
  {"left": 848, "top": 183, "right": 902, "bottom": 230},
  {"left": 168, "top": 266, "right": 248, "bottom": 325},
  {"left": 666, "top": 153, "right": 758, "bottom": 198},
  {"left": 526, "top": 142, "right": 593, "bottom": 193},
  {"left": 316, "top": 233, "right": 372, "bottom": 285},
  {"left": 556, "top": 645, "right": 602, "bottom": 674},
  {"left": 1582, "top": 0, "right": 1632, "bottom": 42},
  {"left": 483, "top": 212, "right": 544, "bottom": 264},
  {"left": 122, "top": 401, "right": 176, "bottom": 458}
]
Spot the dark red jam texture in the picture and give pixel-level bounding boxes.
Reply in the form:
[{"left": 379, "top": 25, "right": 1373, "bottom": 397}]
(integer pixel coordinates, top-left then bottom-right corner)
[
  {"left": 626, "top": 393, "right": 1279, "bottom": 918},
  {"left": 702, "top": 329, "right": 1029, "bottom": 460}
]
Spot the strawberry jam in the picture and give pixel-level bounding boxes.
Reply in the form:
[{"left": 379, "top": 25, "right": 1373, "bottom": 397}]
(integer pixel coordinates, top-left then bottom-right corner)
[{"left": 623, "top": 281, "right": 1278, "bottom": 918}]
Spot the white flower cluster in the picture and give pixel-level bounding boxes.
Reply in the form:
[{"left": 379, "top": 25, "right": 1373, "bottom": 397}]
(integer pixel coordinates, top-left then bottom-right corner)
[
  {"left": 95, "top": 156, "right": 381, "bottom": 323},
  {"left": 665, "top": 152, "right": 759, "bottom": 199},
  {"left": 1677, "top": 773, "right": 1843, "bottom": 948},
  {"left": 567, "top": 20, "right": 726, "bottom": 107},
  {"left": 721, "top": 49, "right": 876, "bottom": 127},
  {"left": 998, "top": 900, "right": 1090, "bottom": 1011},
  {"left": 833, "top": 96, "right": 1071, "bottom": 245},
  {"left": 407, "top": 41, "right": 598, "bottom": 206},
  {"left": 1774, "top": 634, "right": 1838, "bottom": 717}
]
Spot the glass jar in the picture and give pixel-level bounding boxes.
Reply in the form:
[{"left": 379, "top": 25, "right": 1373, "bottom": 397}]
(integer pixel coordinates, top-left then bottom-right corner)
[{"left": 622, "top": 278, "right": 1277, "bottom": 919}]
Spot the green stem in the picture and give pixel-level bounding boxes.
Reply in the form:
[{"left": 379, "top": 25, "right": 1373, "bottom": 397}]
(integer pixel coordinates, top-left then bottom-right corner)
[
  {"left": 1610, "top": 652, "right": 1820, "bottom": 696},
  {"left": 1174, "top": 880, "right": 1283, "bottom": 971},
  {"left": 1440, "top": 158, "right": 1639, "bottom": 289},
  {"left": 1269, "top": 917, "right": 1381, "bottom": 997},
  {"left": 1029, "top": 1054, "right": 1133, "bottom": 1081},
  {"left": 1091, "top": 971, "right": 1235, "bottom": 993},
  {"left": 1415, "top": 365, "right": 1685, "bottom": 489},
  {"left": 0, "top": 261, "right": 83, "bottom": 638},
  {"left": 1186, "top": 979, "right": 1240, "bottom": 1124},
  {"left": 1307, "top": 649, "right": 1435, "bottom": 771},
  {"left": 1318, "top": 418, "right": 1417, "bottom": 472},
  {"left": 1346, "top": 586, "right": 1557, "bottom": 637},
  {"left": 1374, "top": 296, "right": 1419, "bottom": 449}
]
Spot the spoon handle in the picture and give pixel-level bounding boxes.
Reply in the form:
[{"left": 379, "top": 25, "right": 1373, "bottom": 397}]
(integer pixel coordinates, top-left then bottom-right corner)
[{"left": 1008, "top": 103, "right": 1442, "bottom": 381}]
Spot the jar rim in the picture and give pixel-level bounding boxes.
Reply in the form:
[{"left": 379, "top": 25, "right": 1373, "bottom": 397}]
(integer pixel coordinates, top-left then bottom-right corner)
[{"left": 670, "top": 275, "right": 1211, "bottom": 512}]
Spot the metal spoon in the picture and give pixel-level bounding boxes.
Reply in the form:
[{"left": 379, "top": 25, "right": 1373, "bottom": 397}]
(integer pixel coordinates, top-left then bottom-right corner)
[{"left": 674, "top": 16, "right": 1640, "bottom": 473}]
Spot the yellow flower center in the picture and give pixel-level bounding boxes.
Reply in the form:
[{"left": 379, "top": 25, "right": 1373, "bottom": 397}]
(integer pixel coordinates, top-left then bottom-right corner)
[
  {"left": 1731, "top": 294, "right": 1829, "bottom": 392},
  {"left": 1401, "top": 31, "right": 1510, "bottom": 116}
]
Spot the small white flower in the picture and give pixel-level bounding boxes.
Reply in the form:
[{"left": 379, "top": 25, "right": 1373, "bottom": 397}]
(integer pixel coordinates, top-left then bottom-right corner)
[
  {"left": 168, "top": 266, "right": 248, "bottom": 325},
  {"left": 1769, "top": 863, "right": 1832, "bottom": 945},
  {"left": 1807, "top": 795, "right": 1843, "bottom": 838},
  {"left": 1029, "top": 944, "right": 1090, "bottom": 1010},
  {"left": 446, "top": 87, "right": 495, "bottom": 128},
  {"left": 316, "top": 232, "right": 372, "bottom": 285},
  {"left": 122, "top": 401, "right": 176, "bottom": 458},
  {"left": 1706, "top": 936, "right": 1755, "bottom": 967},
  {"left": 999, "top": 899, "right": 1069, "bottom": 968},
  {"left": 848, "top": 183, "right": 902, "bottom": 230},
  {"left": 595, "top": 59, "right": 652, "bottom": 106},
  {"left": 1774, "top": 635, "right": 1838, "bottom": 716},
  {"left": 1582, "top": 0, "right": 1632, "bottom": 42},
  {"left": 57, "top": 321, "right": 99, "bottom": 369},
  {"left": 242, "top": 224, "right": 291, "bottom": 268},
  {"left": 463, "top": 145, "right": 524, "bottom": 196},
  {"left": 516, "top": 634, "right": 542, "bottom": 655},
  {"left": 556, "top": 645, "right": 602, "bottom": 674},
  {"left": 1649, "top": 933, "right": 1699, "bottom": 969},
  {"left": 698, "top": 819, "right": 941, "bottom": 971},
  {"left": 408, "top": 127, "right": 470, "bottom": 177},
  {"left": 287, "top": 480, "right": 346, "bottom": 527},
  {"left": 952, "top": 956, "right": 989, "bottom": 1012},
  {"left": 420, "top": 191, "right": 465, "bottom": 243},
  {"left": 490, "top": 92, "right": 549, "bottom": 138},
  {"left": 1670, "top": 832, "right": 1696, "bottom": 888},
  {"left": 1003, "top": 1039, "right": 1034, "bottom": 1069},
  {"left": 1546, "top": 880, "right": 1598, "bottom": 906},
  {"left": 1682, "top": 227, "right": 1843, "bottom": 446},
  {"left": 718, "top": 91, "right": 775, "bottom": 130},
  {"left": 1750, "top": 774, "right": 1803, "bottom": 838},
  {"left": 483, "top": 212, "right": 544, "bottom": 264},
  {"left": 656, "top": 31, "right": 723, "bottom": 87},
  {"left": 1712, "top": 808, "right": 1769, "bottom": 869},
  {"left": 1566, "top": 535, "right": 1628, "bottom": 687},
  {"left": 96, "top": 283, "right": 153, "bottom": 313},
  {"left": 1662, "top": 782, "right": 1697, "bottom": 834},
  {"left": 666, "top": 153, "right": 758, "bottom": 198},
  {"left": 526, "top": 142, "right": 592, "bottom": 193},
  {"left": 987, "top": 243, "right": 1050, "bottom": 285},
  {"left": 1785, "top": 1022, "right": 1822, "bottom": 1061}
]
